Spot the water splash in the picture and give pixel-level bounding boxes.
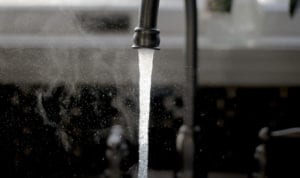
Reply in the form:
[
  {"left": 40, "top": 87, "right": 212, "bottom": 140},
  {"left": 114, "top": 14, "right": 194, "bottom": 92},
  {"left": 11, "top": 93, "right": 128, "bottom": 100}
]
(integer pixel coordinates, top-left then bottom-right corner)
[
  {"left": 138, "top": 49, "right": 154, "bottom": 178},
  {"left": 36, "top": 86, "right": 74, "bottom": 152}
]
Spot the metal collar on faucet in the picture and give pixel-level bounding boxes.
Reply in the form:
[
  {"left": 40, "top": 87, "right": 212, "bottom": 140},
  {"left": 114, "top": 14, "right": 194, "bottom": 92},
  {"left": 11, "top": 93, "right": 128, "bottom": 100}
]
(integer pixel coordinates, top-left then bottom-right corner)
[
  {"left": 132, "top": 0, "right": 160, "bottom": 50},
  {"left": 132, "top": 0, "right": 198, "bottom": 177}
]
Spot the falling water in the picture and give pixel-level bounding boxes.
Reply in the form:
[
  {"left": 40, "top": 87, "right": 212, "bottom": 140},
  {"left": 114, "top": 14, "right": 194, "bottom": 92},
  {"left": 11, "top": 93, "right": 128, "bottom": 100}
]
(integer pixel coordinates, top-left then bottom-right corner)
[{"left": 138, "top": 49, "right": 154, "bottom": 178}]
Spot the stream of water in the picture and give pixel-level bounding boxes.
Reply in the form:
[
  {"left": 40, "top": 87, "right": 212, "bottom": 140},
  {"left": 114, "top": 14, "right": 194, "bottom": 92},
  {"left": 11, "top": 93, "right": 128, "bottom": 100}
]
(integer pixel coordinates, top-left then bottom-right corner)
[{"left": 137, "top": 49, "right": 155, "bottom": 178}]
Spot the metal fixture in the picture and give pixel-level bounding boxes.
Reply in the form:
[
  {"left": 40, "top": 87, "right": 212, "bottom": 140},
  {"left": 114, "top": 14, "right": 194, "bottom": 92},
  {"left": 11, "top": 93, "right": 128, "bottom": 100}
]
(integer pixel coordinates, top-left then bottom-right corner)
[
  {"left": 132, "top": 0, "right": 160, "bottom": 49},
  {"left": 132, "top": 0, "right": 198, "bottom": 177},
  {"left": 105, "top": 125, "right": 129, "bottom": 178},
  {"left": 254, "top": 127, "right": 300, "bottom": 178}
]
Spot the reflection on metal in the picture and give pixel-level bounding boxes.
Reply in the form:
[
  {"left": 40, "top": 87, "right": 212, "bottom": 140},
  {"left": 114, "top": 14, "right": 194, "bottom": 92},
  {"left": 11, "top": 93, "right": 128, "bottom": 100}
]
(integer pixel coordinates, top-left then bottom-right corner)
[
  {"left": 259, "top": 126, "right": 300, "bottom": 139},
  {"left": 271, "top": 127, "right": 300, "bottom": 138},
  {"left": 176, "top": 125, "right": 194, "bottom": 178},
  {"left": 255, "top": 127, "right": 300, "bottom": 178},
  {"left": 254, "top": 144, "right": 267, "bottom": 178},
  {"left": 132, "top": 0, "right": 160, "bottom": 50},
  {"left": 105, "top": 125, "right": 129, "bottom": 178}
]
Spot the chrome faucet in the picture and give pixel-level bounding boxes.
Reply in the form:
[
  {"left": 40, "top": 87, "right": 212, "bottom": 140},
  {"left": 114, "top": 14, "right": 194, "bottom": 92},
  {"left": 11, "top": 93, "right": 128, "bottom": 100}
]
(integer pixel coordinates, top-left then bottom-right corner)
[{"left": 132, "top": 0, "right": 198, "bottom": 177}]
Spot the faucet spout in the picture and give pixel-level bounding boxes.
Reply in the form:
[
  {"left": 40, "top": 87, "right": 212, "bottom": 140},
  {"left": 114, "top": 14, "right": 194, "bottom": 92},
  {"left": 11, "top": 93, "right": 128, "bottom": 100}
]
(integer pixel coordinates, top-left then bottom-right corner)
[
  {"left": 132, "top": 0, "right": 160, "bottom": 50},
  {"left": 132, "top": 0, "right": 198, "bottom": 177}
]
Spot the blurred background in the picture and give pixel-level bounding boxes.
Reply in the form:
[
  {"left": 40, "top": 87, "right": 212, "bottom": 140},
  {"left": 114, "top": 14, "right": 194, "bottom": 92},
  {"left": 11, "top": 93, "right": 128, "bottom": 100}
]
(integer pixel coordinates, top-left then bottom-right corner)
[{"left": 0, "top": 0, "right": 299, "bottom": 177}]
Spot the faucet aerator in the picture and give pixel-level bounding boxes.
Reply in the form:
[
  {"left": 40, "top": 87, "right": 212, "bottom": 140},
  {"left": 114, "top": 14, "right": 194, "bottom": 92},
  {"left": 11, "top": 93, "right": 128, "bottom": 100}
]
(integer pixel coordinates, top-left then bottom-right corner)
[{"left": 132, "top": 27, "right": 160, "bottom": 50}]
